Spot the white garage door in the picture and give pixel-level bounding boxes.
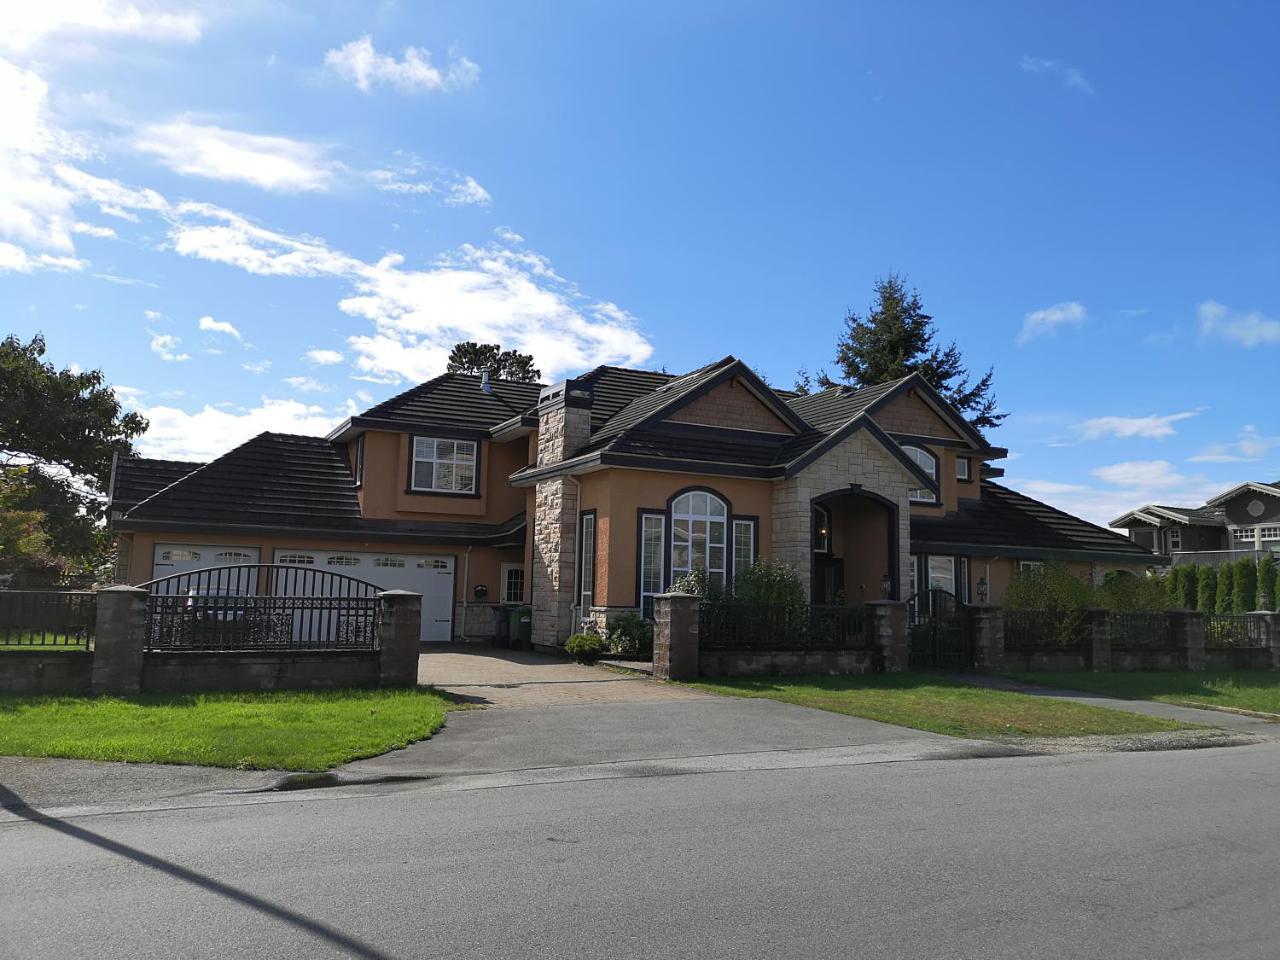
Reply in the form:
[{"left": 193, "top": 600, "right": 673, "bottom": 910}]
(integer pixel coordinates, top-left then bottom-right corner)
[
  {"left": 271, "top": 549, "right": 455, "bottom": 643},
  {"left": 151, "top": 543, "right": 260, "bottom": 594}
]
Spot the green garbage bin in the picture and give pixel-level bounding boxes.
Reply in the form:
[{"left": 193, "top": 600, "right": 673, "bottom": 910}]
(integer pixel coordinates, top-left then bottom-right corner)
[{"left": 508, "top": 605, "right": 533, "bottom": 650}]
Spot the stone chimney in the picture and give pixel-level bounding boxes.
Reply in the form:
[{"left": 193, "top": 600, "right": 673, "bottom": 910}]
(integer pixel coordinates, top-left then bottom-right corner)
[{"left": 530, "top": 378, "right": 593, "bottom": 649}]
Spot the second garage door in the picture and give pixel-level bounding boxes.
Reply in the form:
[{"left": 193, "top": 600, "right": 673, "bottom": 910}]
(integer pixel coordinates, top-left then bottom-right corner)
[{"left": 272, "top": 549, "right": 455, "bottom": 642}]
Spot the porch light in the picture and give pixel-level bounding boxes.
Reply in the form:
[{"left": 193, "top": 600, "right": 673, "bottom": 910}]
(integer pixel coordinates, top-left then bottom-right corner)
[
  {"left": 976, "top": 576, "right": 989, "bottom": 604},
  {"left": 880, "top": 573, "right": 893, "bottom": 598}
]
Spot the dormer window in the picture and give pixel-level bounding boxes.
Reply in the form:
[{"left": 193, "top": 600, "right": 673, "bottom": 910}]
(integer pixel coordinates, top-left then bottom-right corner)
[
  {"left": 903, "top": 445, "right": 938, "bottom": 503},
  {"left": 410, "top": 437, "right": 477, "bottom": 494}
]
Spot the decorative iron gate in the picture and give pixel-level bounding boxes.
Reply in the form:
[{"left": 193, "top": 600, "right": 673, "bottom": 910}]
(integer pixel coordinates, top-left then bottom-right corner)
[
  {"left": 907, "top": 588, "right": 974, "bottom": 671},
  {"left": 139, "top": 564, "right": 381, "bottom": 651}
]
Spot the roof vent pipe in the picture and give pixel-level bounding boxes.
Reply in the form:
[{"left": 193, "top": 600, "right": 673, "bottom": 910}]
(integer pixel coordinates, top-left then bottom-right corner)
[{"left": 481, "top": 369, "right": 492, "bottom": 394}]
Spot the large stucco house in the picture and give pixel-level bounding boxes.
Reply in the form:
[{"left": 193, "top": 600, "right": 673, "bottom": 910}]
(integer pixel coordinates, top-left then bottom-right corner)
[
  {"left": 108, "top": 356, "right": 1160, "bottom": 648},
  {"left": 1111, "top": 480, "right": 1280, "bottom": 565}
]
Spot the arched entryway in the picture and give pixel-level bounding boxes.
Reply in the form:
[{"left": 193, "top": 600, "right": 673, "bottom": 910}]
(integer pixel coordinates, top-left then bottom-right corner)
[{"left": 810, "top": 489, "right": 899, "bottom": 605}]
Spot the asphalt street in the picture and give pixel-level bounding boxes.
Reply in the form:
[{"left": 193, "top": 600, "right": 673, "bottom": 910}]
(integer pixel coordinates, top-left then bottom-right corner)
[{"left": 5, "top": 725, "right": 1280, "bottom": 959}]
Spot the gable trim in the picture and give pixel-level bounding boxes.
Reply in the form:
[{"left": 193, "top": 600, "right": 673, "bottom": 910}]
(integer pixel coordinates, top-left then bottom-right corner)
[
  {"left": 623, "top": 359, "right": 810, "bottom": 438},
  {"left": 782, "top": 413, "right": 938, "bottom": 493},
  {"left": 861, "top": 373, "right": 997, "bottom": 453}
]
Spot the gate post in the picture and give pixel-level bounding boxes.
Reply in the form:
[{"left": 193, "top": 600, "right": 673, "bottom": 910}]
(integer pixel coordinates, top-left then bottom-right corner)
[
  {"left": 91, "top": 585, "right": 149, "bottom": 696},
  {"left": 969, "top": 604, "right": 1005, "bottom": 672},
  {"left": 378, "top": 590, "right": 422, "bottom": 688},
  {"left": 1258, "top": 613, "right": 1280, "bottom": 670},
  {"left": 653, "top": 592, "right": 699, "bottom": 681},
  {"left": 1086, "top": 608, "right": 1111, "bottom": 672},
  {"left": 1170, "top": 609, "right": 1206, "bottom": 672},
  {"left": 866, "top": 600, "right": 909, "bottom": 672}
]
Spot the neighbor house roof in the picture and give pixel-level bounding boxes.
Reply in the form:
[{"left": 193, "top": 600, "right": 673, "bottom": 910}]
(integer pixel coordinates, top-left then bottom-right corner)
[
  {"left": 1204, "top": 481, "right": 1280, "bottom": 508},
  {"left": 913, "top": 481, "right": 1163, "bottom": 564},
  {"left": 115, "top": 433, "right": 525, "bottom": 546},
  {"left": 108, "top": 455, "right": 204, "bottom": 512}
]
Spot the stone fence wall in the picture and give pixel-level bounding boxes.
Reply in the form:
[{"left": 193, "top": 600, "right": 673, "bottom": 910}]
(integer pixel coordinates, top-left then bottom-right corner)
[{"left": 0, "top": 586, "right": 422, "bottom": 696}]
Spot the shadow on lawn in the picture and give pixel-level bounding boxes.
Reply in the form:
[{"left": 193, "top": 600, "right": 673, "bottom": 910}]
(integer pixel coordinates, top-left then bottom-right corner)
[{"left": 0, "top": 783, "right": 397, "bottom": 960}]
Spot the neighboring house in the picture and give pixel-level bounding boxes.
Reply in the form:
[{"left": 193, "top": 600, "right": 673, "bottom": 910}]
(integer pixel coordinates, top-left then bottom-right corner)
[
  {"left": 108, "top": 356, "right": 1160, "bottom": 647},
  {"left": 1111, "top": 481, "right": 1280, "bottom": 565}
]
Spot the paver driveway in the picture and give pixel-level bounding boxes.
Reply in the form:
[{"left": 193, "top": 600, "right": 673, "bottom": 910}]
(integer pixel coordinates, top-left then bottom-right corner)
[{"left": 417, "top": 644, "right": 709, "bottom": 707}]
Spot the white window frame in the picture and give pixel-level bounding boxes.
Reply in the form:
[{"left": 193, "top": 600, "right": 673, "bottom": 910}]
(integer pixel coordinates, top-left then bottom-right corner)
[
  {"left": 410, "top": 436, "right": 477, "bottom": 494},
  {"left": 927, "top": 556, "right": 955, "bottom": 593},
  {"left": 956, "top": 457, "right": 971, "bottom": 481},
  {"left": 578, "top": 513, "right": 596, "bottom": 617},
  {"left": 1232, "top": 528, "right": 1255, "bottom": 542},
  {"left": 812, "top": 504, "right": 831, "bottom": 554},
  {"left": 1262, "top": 527, "right": 1280, "bottom": 542},
  {"left": 353, "top": 434, "right": 365, "bottom": 488},
  {"left": 639, "top": 513, "right": 665, "bottom": 620},
  {"left": 670, "top": 491, "right": 728, "bottom": 590},
  {"left": 501, "top": 563, "right": 526, "bottom": 605},
  {"left": 903, "top": 445, "right": 938, "bottom": 503},
  {"left": 1168, "top": 527, "right": 1182, "bottom": 550},
  {"left": 733, "top": 519, "right": 756, "bottom": 579},
  {"left": 1017, "top": 560, "right": 1045, "bottom": 574}
]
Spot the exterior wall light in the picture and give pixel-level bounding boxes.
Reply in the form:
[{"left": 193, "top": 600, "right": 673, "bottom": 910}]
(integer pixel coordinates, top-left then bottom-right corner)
[
  {"left": 880, "top": 573, "right": 893, "bottom": 598},
  {"left": 976, "top": 576, "right": 989, "bottom": 604}
]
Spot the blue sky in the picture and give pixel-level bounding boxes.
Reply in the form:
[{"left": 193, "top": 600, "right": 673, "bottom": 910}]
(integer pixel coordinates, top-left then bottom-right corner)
[{"left": 2, "top": 1, "right": 1277, "bottom": 527}]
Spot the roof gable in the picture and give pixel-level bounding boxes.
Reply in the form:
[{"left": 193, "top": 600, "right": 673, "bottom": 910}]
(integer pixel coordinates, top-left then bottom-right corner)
[
  {"left": 663, "top": 376, "right": 796, "bottom": 434},
  {"left": 872, "top": 390, "right": 964, "bottom": 441}
]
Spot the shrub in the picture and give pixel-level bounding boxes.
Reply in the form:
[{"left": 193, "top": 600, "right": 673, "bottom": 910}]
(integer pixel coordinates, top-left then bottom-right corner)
[
  {"left": 604, "top": 611, "right": 654, "bottom": 659},
  {"left": 1097, "top": 570, "right": 1172, "bottom": 613},
  {"left": 1234, "top": 557, "right": 1258, "bottom": 613},
  {"left": 1005, "top": 563, "right": 1093, "bottom": 611},
  {"left": 565, "top": 632, "right": 605, "bottom": 664},
  {"left": 1196, "top": 565, "right": 1218, "bottom": 613},
  {"left": 1217, "top": 564, "right": 1235, "bottom": 614},
  {"left": 669, "top": 567, "right": 726, "bottom": 601},
  {"left": 732, "top": 559, "right": 806, "bottom": 611},
  {"left": 1258, "top": 555, "right": 1277, "bottom": 611}
]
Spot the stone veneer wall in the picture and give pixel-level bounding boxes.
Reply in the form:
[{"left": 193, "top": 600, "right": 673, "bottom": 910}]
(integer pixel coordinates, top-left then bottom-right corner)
[
  {"left": 530, "top": 389, "right": 592, "bottom": 649},
  {"left": 771, "top": 428, "right": 913, "bottom": 601}
]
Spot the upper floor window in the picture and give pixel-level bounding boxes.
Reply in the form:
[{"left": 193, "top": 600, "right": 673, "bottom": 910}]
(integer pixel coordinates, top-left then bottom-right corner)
[
  {"left": 956, "top": 457, "right": 971, "bottom": 481},
  {"left": 1232, "top": 528, "right": 1255, "bottom": 542},
  {"left": 671, "top": 491, "right": 728, "bottom": 590},
  {"left": 411, "top": 437, "right": 477, "bottom": 494},
  {"left": 903, "top": 446, "right": 937, "bottom": 503},
  {"left": 1168, "top": 527, "right": 1182, "bottom": 550}
]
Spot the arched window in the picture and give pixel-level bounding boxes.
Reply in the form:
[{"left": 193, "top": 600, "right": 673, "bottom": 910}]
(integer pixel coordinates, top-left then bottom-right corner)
[
  {"left": 903, "top": 446, "right": 937, "bottom": 503},
  {"left": 671, "top": 490, "right": 728, "bottom": 589}
]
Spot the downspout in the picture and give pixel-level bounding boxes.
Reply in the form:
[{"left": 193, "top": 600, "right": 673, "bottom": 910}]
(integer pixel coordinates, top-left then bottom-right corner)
[
  {"left": 569, "top": 474, "right": 583, "bottom": 628},
  {"left": 460, "top": 545, "right": 472, "bottom": 642}
]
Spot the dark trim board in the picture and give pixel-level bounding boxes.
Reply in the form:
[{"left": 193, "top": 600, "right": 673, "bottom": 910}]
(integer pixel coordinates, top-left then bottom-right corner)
[
  {"left": 888, "top": 432, "right": 973, "bottom": 450},
  {"left": 113, "top": 516, "right": 528, "bottom": 548},
  {"left": 909, "top": 539, "right": 1167, "bottom": 565}
]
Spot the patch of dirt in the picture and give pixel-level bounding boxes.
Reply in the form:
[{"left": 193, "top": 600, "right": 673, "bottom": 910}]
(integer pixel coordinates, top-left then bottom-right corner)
[{"left": 998, "top": 728, "right": 1262, "bottom": 754}]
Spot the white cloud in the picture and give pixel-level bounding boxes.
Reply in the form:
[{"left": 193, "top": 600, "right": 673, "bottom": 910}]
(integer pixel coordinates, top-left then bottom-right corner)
[
  {"left": 149, "top": 330, "right": 189, "bottom": 362},
  {"left": 198, "top": 314, "right": 241, "bottom": 339},
  {"left": 0, "top": 241, "right": 85, "bottom": 272},
  {"left": 1076, "top": 410, "right": 1200, "bottom": 441},
  {"left": 1197, "top": 299, "right": 1280, "bottom": 348},
  {"left": 134, "top": 120, "right": 336, "bottom": 192},
  {"left": 444, "top": 175, "right": 491, "bottom": 207},
  {"left": 1091, "top": 460, "right": 1189, "bottom": 488},
  {"left": 143, "top": 308, "right": 164, "bottom": 320},
  {"left": 72, "top": 221, "right": 116, "bottom": 238},
  {"left": 1017, "top": 301, "right": 1086, "bottom": 345},
  {"left": 305, "top": 348, "right": 344, "bottom": 366},
  {"left": 324, "top": 36, "right": 479, "bottom": 94},
  {"left": 370, "top": 169, "right": 434, "bottom": 195},
  {"left": 283, "top": 375, "right": 326, "bottom": 393},
  {"left": 1189, "top": 425, "right": 1280, "bottom": 463},
  {"left": 135, "top": 397, "right": 341, "bottom": 461},
  {"left": 494, "top": 226, "right": 523, "bottom": 244},
  {"left": 1019, "top": 55, "right": 1094, "bottom": 95},
  {"left": 242, "top": 359, "right": 272, "bottom": 374},
  {"left": 0, "top": 2, "right": 202, "bottom": 54}
]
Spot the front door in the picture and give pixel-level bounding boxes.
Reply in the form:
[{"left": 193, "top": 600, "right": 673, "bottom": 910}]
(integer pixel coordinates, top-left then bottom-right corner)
[{"left": 813, "top": 556, "right": 844, "bottom": 605}]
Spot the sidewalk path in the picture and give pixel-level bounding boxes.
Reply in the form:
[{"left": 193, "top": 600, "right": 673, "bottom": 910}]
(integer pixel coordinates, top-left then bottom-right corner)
[{"left": 951, "top": 673, "right": 1280, "bottom": 737}]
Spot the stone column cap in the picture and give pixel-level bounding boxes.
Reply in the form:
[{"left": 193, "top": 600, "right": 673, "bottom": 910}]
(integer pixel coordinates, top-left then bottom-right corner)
[
  {"left": 655, "top": 591, "right": 698, "bottom": 599},
  {"left": 97, "top": 584, "right": 149, "bottom": 595},
  {"left": 378, "top": 589, "right": 422, "bottom": 599}
]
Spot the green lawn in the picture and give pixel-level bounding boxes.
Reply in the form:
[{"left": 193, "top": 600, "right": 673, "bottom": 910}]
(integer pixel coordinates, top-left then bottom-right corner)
[
  {"left": 1009, "top": 671, "right": 1280, "bottom": 716},
  {"left": 0, "top": 633, "right": 89, "bottom": 650},
  {"left": 691, "top": 673, "right": 1194, "bottom": 739},
  {"left": 0, "top": 688, "right": 453, "bottom": 771}
]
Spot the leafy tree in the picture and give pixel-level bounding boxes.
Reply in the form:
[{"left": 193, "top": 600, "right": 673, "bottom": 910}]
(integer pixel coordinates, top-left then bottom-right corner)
[
  {"left": 815, "top": 274, "right": 1006, "bottom": 429},
  {"left": 1196, "top": 565, "right": 1218, "bottom": 614},
  {"left": 1005, "top": 563, "right": 1092, "bottom": 611},
  {"left": 0, "top": 470, "right": 51, "bottom": 582},
  {"left": 1216, "top": 564, "right": 1235, "bottom": 614},
  {"left": 1233, "top": 557, "right": 1257, "bottom": 613},
  {"left": 445, "top": 342, "right": 541, "bottom": 383},
  {"left": 0, "top": 334, "right": 147, "bottom": 582}
]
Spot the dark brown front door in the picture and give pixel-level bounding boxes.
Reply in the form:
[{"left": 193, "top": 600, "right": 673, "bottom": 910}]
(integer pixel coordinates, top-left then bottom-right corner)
[{"left": 813, "top": 556, "right": 844, "bottom": 605}]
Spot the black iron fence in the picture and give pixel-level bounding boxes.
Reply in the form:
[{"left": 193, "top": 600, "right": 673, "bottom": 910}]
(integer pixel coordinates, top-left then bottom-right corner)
[
  {"left": 0, "top": 590, "right": 95, "bottom": 649},
  {"left": 698, "top": 601, "right": 871, "bottom": 652},
  {"left": 1004, "top": 608, "right": 1090, "bottom": 650},
  {"left": 140, "top": 564, "right": 380, "bottom": 652},
  {"left": 1205, "top": 614, "right": 1270, "bottom": 650},
  {"left": 1109, "top": 612, "right": 1174, "bottom": 650}
]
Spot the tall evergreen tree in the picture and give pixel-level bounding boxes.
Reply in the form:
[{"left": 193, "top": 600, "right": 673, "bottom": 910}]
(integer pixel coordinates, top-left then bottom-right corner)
[
  {"left": 1233, "top": 557, "right": 1257, "bottom": 613},
  {"left": 815, "top": 274, "right": 1006, "bottom": 429},
  {"left": 1196, "top": 565, "right": 1217, "bottom": 613},
  {"left": 1216, "top": 564, "right": 1234, "bottom": 614},
  {"left": 445, "top": 342, "right": 541, "bottom": 383},
  {"left": 1258, "top": 555, "right": 1277, "bottom": 610},
  {"left": 1178, "top": 565, "right": 1199, "bottom": 610}
]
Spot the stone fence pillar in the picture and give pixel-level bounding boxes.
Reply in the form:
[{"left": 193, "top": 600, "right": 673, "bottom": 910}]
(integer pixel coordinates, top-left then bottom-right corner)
[
  {"left": 90, "top": 585, "right": 148, "bottom": 696},
  {"left": 865, "top": 600, "right": 908, "bottom": 672},
  {"left": 1169, "top": 609, "right": 1206, "bottom": 672},
  {"left": 1254, "top": 613, "right": 1280, "bottom": 670},
  {"left": 378, "top": 590, "right": 422, "bottom": 688},
  {"left": 968, "top": 605, "right": 1005, "bottom": 672},
  {"left": 1086, "top": 608, "right": 1111, "bottom": 672},
  {"left": 653, "top": 592, "right": 699, "bottom": 681}
]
